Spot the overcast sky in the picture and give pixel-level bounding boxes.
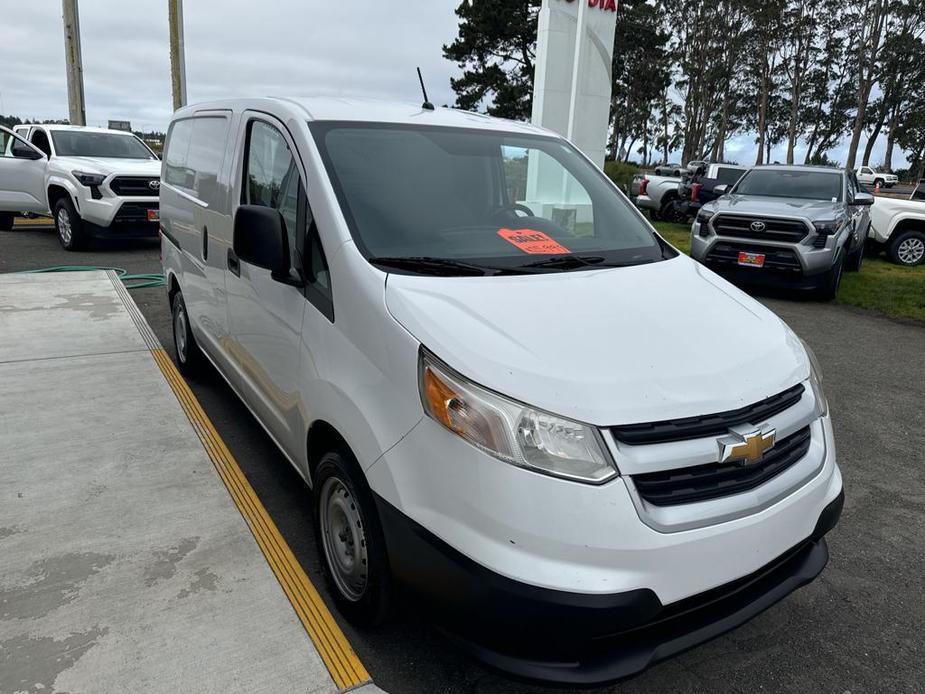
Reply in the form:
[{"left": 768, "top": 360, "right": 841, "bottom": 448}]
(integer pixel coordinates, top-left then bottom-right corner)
[
  {"left": 0, "top": 1, "right": 906, "bottom": 169},
  {"left": 0, "top": 1, "right": 461, "bottom": 132}
]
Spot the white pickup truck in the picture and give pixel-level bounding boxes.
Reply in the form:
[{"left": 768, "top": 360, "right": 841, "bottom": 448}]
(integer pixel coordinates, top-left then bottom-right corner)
[
  {"left": 855, "top": 166, "right": 898, "bottom": 189},
  {"left": 868, "top": 182, "right": 925, "bottom": 265},
  {"left": 0, "top": 124, "right": 161, "bottom": 250},
  {"left": 629, "top": 172, "right": 683, "bottom": 221}
]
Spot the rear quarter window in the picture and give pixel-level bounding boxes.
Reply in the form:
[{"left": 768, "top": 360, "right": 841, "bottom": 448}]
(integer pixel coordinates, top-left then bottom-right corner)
[{"left": 164, "top": 116, "right": 229, "bottom": 207}]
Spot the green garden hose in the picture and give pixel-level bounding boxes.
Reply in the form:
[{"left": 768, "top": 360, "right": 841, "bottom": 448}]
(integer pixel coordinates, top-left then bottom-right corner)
[{"left": 17, "top": 266, "right": 166, "bottom": 289}]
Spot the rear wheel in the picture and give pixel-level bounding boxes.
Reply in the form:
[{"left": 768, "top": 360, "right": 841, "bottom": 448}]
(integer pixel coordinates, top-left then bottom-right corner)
[
  {"left": 54, "top": 197, "right": 86, "bottom": 251},
  {"left": 887, "top": 230, "right": 925, "bottom": 266},
  {"left": 0, "top": 212, "right": 14, "bottom": 231},
  {"left": 660, "top": 195, "right": 687, "bottom": 224},
  {"left": 314, "top": 448, "right": 392, "bottom": 625},
  {"left": 171, "top": 291, "right": 206, "bottom": 376}
]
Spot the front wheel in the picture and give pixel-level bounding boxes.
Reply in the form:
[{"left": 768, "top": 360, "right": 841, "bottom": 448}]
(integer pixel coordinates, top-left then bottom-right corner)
[
  {"left": 815, "top": 255, "right": 844, "bottom": 301},
  {"left": 54, "top": 197, "right": 86, "bottom": 251},
  {"left": 887, "top": 230, "right": 925, "bottom": 266},
  {"left": 873, "top": 178, "right": 884, "bottom": 190},
  {"left": 314, "top": 449, "right": 392, "bottom": 625}
]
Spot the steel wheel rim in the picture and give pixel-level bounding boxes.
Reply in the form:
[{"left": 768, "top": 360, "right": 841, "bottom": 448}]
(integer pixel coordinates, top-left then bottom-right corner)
[
  {"left": 57, "top": 208, "right": 72, "bottom": 245},
  {"left": 174, "top": 304, "right": 188, "bottom": 362},
  {"left": 319, "top": 476, "right": 368, "bottom": 601},
  {"left": 897, "top": 238, "right": 924, "bottom": 265}
]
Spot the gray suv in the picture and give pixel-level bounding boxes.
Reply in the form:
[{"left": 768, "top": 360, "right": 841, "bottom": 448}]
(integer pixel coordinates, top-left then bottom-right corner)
[{"left": 690, "top": 166, "right": 873, "bottom": 300}]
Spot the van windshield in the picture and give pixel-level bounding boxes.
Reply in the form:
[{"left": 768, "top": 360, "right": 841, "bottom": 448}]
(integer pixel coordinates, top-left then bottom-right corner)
[
  {"left": 309, "top": 122, "right": 672, "bottom": 275},
  {"left": 51, "top": 131, "right": 156, "bottom": 159}
]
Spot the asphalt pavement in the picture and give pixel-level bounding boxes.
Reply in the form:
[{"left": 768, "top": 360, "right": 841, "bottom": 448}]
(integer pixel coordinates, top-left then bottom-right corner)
[{"left": 2, "top": 223, "right": 923, "bottom": 693}]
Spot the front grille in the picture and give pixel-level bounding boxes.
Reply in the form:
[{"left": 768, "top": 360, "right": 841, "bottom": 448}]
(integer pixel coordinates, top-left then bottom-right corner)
[
  {"left": 705, "top": 242, "right": 802, "bottom": 272},
  {"left": 713, "top": 214, "right": 808, "bottom": 242},
  {"left": 109, "top": 176, "right": 159, "bottom": 197},
  {"left": 612, "top": 384, "right": 805, "bottom": 445},
  {"left": 631, "top": 426, "right": 812, "bottom": 506},
  {"left": 113, "top": 202, "right": 158, "bottom": 224}
]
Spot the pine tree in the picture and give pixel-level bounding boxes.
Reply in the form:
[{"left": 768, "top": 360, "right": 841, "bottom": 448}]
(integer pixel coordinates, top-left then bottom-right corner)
[{"left": 443, "top": 0, "right": 541, "bottom": 120}]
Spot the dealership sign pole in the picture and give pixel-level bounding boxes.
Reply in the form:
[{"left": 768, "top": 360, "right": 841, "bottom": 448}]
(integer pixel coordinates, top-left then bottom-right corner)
[
  {"left": 524, "top": 0, "right": 617, "bottom": 225},
  {"left": 531, "top": 0, "right": 617, "bottom": 168}
]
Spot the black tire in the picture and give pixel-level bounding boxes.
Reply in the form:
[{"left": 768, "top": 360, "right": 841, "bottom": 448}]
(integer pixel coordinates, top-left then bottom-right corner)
[
  {"left": 53, "top": 197, "right": 86, "bottom": 251},
  {"left": 0, "top": 212, "right": 14, "bottom": 231},
  {"left": 660, "top": 195, "right": 687, "bottom": 224},
  {"left": 847, "top": 245, "right": 864, "bottom": 272},
  {"left": 864, "top": 238, "right": 883, "bottom": 258},
  {"left": 873, "top": 178, "right": 884, "bottom": 190},
  {"left": 648, "top": 207, "right": 662, "bottom": 222},
  {"left": 171, "top": 291, "right": 206, "bottom": 376},
  {"left": 815, "top": 254, "right": 844, "bottom": 301},
  {"left": 313, "top": 448, "right": 392, "bottom": 626},
  {"left": 846, "top": 239, "right": 865, "bottom": 272},
  {"left": 886, "top": 229, "right": 925, "bottom": 266}
]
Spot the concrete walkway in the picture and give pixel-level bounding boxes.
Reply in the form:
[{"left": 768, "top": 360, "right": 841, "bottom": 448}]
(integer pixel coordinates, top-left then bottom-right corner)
[{"left": 0, "top": 272, "right": 379, "bottom": 694}]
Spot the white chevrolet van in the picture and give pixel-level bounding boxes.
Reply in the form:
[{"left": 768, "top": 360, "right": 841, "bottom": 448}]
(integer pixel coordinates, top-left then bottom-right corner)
[{"left": 160, "top": 98, "right": 843, "bottom": 684}]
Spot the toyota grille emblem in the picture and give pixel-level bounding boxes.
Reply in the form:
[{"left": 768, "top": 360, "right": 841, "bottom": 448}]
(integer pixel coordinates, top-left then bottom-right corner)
[
  {"left": 750, "top": 220, "right": 766, "bottom": 232},
  {"left": 149, "top": 179, "right": 160, "bottom": 191}
]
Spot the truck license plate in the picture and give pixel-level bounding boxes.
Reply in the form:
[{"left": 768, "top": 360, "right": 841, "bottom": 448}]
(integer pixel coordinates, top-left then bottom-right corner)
[
  {"left": 147, "top": 209, "right": 160, "bottom": 222},
  {"left": 737, "top": 251, "right": 765, "bottom": 268}
]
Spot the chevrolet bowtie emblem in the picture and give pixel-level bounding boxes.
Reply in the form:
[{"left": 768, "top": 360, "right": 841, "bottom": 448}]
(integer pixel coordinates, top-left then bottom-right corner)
[{"left": 718, "top": 427, "right": 776, "bottom": 465}]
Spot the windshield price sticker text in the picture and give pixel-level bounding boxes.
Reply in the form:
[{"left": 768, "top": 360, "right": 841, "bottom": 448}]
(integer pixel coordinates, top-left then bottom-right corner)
[{"left": 497, "top": 228, "right": 571, "bottom": 255}]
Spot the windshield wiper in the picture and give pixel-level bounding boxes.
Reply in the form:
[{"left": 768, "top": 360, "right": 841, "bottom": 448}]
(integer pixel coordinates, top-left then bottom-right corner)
[
  {"left": 519, "top": 254, "right": 658, "bottom": 271},
  {"left": 370, "top": 256, "right": 496, "bottom": 276},
  {"left": 519, "top": 255, "right": 606, "bottom": 270}
]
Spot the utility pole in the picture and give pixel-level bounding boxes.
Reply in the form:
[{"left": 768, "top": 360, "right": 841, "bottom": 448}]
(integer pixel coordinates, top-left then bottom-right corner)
[
  {"left": 62, "top": 0, "right": 86, "bottom": 126},
  {"left": 168, "top": 0, "right": 188, "bottom": 110}
]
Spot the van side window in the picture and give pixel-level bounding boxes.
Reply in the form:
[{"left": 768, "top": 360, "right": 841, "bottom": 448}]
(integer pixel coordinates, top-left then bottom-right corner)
[
  {"left": 164, "top": 116, "right": 228, "bottom": 207},
  {"left": 243, "top": 120, "right": 301, "bottom": 274},
  {"left": 164, "top": 119, "right": 194, "bottom": 190},
  {"left": 305, "top": 220, "right": 333, "bottom": 321},
  {"left": 243, "top": 119, "right": 333, "bottom": 321},
  {"left": 30, "top": 129, "right": 52, "bottom": 157}
]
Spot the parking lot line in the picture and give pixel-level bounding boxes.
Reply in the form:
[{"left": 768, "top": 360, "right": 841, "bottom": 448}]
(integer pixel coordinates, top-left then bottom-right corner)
[{"left": 107, "top": 272, "right": 372, "bottom": 691}]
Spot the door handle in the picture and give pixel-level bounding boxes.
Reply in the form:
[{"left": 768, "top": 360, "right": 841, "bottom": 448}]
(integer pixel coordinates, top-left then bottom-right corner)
[{"left": 227, "top": 249, "right": 240, "bottom": 276}]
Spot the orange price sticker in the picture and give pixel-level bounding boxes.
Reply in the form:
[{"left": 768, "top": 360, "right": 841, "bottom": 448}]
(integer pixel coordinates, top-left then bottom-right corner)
[{"left": 497, "top": 228, "right": 570, "bottom": 255}]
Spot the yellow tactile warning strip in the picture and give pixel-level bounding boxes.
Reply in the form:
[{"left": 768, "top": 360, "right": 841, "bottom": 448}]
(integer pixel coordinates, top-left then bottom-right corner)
[
  {"left": 107, "top": 273, "right": 371, "bottom": 691},
  {"left": 13, "top": 215, "right": 53, "bottom": 226}
]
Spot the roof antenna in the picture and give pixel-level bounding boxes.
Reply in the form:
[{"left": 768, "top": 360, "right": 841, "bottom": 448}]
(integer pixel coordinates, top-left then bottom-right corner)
[{"left": 417, "top": 67, "right": 435, "bottom": 111}]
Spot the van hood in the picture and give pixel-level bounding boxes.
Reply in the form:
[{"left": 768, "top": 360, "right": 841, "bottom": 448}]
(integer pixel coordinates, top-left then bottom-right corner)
[
  {"left": 53, "top": 156, "right": 161, "bottom": 177},
  {"left": 385, "top": 255, "right": 809, "bottom": 426},
  {"left": 708, "top": 194, "right": 839, "bottom": 222}
]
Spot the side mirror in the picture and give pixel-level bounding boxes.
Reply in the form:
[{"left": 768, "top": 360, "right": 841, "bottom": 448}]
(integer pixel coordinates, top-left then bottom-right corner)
[
  {"left": 11, "top": 141, "right": 43, "bottom": 160},
  {"left": 853, "top": 192, "right": 874, "bottom": 206},
  {"left": 713, "top": 184, "right": 729, "bottom": 196},
  {"left": 233, "top": 205, "right": 295, "bottom": 282}
]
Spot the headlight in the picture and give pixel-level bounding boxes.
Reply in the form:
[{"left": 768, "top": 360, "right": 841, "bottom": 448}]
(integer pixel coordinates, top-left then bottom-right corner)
[
  {"left": 696, "top": 209, "right": 714, "bottom": 225},
  {"left": 801, "top": 339, "right": 828, "bottom": 417},
  {"left": 813, "top": 220, "right": 842, "bottom": 235},
  {"left": 72, "top": 171, "right": 106, "bottom": 187},
  {"left": 419, "top": 350, "right": 617, "bottom": 484}
]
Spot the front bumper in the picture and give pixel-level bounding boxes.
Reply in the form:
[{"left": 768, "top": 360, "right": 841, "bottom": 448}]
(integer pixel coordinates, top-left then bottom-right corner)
[
  {"left": 82, "top": 200, "right": 160, "bottom": 239},
  {"left": 377, "top": 490, "right": 843, "bottom": 684},
  {"left": 690, "top": 223, "right": 840, "bottom": 290}
]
